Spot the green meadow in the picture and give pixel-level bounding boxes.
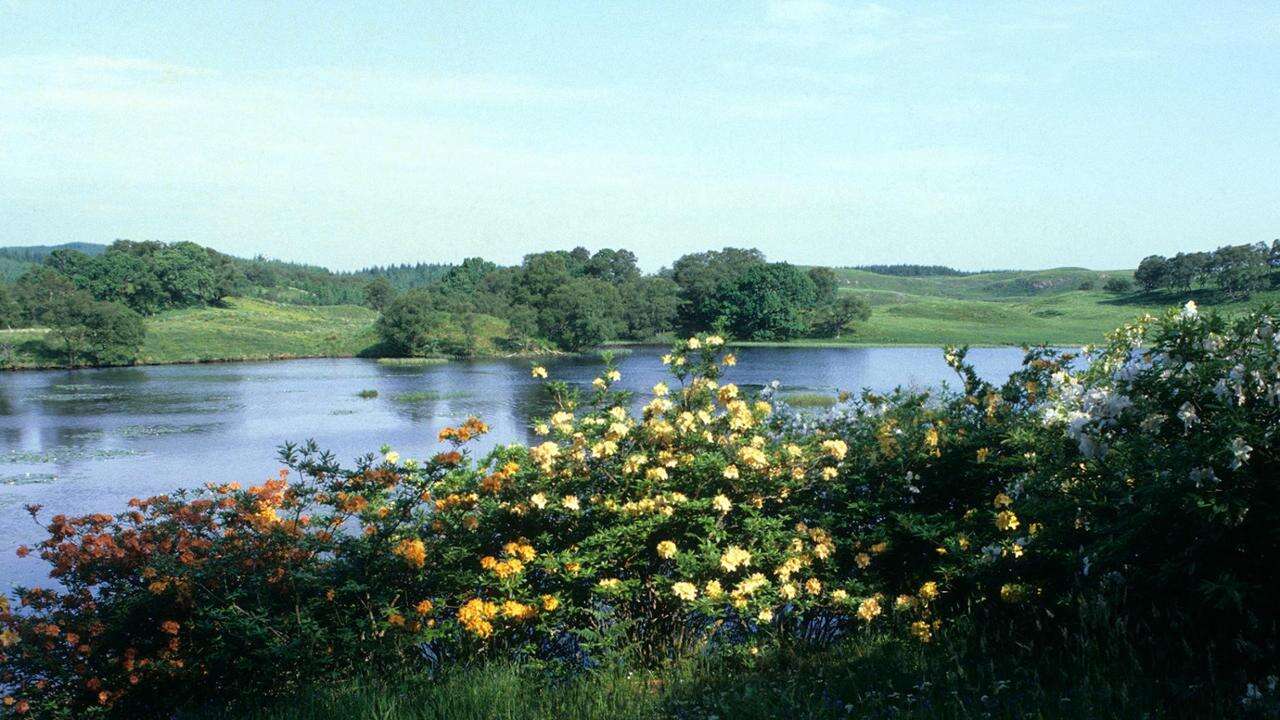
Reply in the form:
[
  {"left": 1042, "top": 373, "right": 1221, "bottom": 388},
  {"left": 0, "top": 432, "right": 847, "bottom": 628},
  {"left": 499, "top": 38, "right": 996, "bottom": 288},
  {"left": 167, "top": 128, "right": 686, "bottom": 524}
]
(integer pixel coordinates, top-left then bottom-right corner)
[{"left": 5, "top": 269, "right": 1278, "bottom": 370}]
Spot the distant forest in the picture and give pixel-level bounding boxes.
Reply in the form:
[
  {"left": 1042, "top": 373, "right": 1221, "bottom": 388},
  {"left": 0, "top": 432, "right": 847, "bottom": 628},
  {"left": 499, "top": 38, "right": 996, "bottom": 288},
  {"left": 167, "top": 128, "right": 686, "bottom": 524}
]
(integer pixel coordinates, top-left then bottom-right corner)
[
  {"left": 0, "top": 241, "right": 871, "bottom": 356},
  {"left": 852, "top": 264, "right": 973, "bottom": 277}
]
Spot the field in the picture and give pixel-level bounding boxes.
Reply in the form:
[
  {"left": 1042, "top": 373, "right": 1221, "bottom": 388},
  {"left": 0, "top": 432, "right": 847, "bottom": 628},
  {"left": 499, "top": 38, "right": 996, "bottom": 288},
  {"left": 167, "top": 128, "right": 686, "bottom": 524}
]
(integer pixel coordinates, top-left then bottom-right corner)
[
  {"left": 194, "top": 613, "right": 1201, "bottom": 720},
  {"left": 2, "top": 298, "right": 382, "bottom": 369},
  {"left": 6, "top": 269, "right": 1280, "bottom": 371},
  {"left": 821, "top": 267, "right": 1280, "bottom": 346}
]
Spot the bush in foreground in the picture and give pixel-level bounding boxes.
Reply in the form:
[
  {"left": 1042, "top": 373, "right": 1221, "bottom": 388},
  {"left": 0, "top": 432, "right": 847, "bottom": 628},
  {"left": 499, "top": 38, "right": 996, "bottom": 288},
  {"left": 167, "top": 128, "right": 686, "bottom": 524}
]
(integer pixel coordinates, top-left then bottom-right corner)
[{"left": 2, "top": 303, "right": 1278, "bottom": 717}]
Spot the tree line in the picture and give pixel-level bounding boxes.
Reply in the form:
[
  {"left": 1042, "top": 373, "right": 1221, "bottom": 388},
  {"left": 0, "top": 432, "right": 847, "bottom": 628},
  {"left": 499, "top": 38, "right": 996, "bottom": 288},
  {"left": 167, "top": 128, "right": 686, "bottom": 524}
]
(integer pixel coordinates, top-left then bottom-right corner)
[
  {"left": 1134, "top": 241, "right": 1280, "bottom": 299},
  {"left": 373, "top": 247, "right": 872, "bottom": 356}
]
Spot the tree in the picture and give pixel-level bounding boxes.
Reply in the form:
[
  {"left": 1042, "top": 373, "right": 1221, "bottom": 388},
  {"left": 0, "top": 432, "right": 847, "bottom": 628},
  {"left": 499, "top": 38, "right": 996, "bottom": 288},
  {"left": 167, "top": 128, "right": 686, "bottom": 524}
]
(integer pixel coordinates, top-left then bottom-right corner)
[
  {"left": 376, "top": 290, "right": 471, "bottom": 357},
  {"left": 810, "top": 295, "right": 872, "bottom": 338},
  {"left": 620, "top": 276, "right": 682, "bottom": 340},
  {"left": 1134, "top": 256, "right": 1168, "bottom": 292},
  {"left": 0, "top": 284, "right": 19, "bottom": 329},
  {"left": 670, "top": 248, "right": 766, "bottom": 332},
  {"left": 1212, "top": 243, "right": 1269, "bottom": 299},
  {"left": 82, "top": 301, "right": 145, "bottom": 365},
  {"left": 539, "top": 277, "right": 624, "bottom": 351},
  {"left": 1165, "top": 253, "right": 1207, "bottom": 291},
  {"left": 12, "top": 267, "right": 80, "bottom": 326},
  {"left": 363, "top": 277, "right": 396, "bottom": 312},
  {"left": 807, "top": 267, "right": 839, "bottom": 305},
  {"left": 1103, "top": 276, "right": 1133, "bottom": 293},
  {"left": 585, "top": 249, "right": 641, "bottom": 284},
  {"left": 715, "top": 263, "right": 818, "bottom": 341}
]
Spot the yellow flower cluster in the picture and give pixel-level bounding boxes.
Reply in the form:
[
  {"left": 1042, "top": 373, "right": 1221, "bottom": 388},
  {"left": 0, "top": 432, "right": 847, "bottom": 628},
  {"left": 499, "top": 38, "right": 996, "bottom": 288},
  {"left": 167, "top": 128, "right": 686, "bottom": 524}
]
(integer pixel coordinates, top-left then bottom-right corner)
[
  {"left": 458, "top": 598, "right": 499, "bottom": 638},
  {"left": 393, "top": 538, "right": 426, "bottom": 569}
]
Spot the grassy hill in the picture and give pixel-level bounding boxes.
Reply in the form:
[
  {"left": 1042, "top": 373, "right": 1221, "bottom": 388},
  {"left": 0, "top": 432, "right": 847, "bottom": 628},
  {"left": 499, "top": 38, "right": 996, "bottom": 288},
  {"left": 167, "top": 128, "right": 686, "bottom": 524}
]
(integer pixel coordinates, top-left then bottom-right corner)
[
  {"left": 0, "top": 297, "right": 532, "bottom": 369},
  {"left": 797, "top": 267, "right": 1277, "bottom": 346}
]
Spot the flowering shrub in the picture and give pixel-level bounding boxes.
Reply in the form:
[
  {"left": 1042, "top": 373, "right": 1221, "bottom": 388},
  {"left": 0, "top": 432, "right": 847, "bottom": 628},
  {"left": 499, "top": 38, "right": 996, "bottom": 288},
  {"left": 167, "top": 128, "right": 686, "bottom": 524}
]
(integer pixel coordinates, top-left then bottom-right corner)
[{"left": 2, "top": 306, "right": 1278, "bottom": 717}]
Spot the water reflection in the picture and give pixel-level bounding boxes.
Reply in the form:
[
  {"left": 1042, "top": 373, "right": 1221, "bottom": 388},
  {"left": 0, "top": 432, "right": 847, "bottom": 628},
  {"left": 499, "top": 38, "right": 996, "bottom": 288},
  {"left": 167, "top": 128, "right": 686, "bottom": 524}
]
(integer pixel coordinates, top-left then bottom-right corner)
[{"left": 0, "top": 346, "right": 1036, "bottom": 589}]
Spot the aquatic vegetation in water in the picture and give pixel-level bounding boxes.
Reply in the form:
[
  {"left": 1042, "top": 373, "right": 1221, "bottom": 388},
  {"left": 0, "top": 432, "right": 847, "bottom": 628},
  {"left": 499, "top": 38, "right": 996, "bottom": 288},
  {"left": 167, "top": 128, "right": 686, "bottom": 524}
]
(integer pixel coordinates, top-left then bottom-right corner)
[
  {"left": 1, "top": 447, "right": 147, "bottom": 464},
  {"left": 377, "top": 356, "right": 448, "bottom": 366},
  {"left": 357, "top": 389, "right": 379, "bottom": 399},
  {"left": 0, "top": 472, "right": 61, "bottom": 485},
  {"left": 392, "top": 390, "right": 469, "bottom": 403}
]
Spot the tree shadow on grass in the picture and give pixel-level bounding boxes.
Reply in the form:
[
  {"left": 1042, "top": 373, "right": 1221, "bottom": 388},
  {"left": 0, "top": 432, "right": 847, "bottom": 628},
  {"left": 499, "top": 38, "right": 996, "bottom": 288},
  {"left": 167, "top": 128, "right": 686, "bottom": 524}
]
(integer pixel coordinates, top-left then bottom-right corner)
[{"left": 1099, "top": 287, "right": 1226, "bottom": 308}]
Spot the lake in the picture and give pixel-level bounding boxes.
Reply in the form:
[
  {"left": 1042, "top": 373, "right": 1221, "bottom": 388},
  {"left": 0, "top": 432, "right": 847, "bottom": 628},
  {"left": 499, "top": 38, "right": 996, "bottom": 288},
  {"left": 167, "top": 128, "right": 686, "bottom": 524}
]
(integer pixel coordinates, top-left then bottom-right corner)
[{"left": 0, "top": 346, "right": 1037, "bottom": 589}]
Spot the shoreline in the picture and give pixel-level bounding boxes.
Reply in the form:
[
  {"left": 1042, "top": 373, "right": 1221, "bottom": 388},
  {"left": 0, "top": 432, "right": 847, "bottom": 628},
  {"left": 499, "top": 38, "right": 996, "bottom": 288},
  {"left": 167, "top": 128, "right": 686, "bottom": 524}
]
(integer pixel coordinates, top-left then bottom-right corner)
[{"left": 2, "top": 340, "right": 1060, "bottom": 373}]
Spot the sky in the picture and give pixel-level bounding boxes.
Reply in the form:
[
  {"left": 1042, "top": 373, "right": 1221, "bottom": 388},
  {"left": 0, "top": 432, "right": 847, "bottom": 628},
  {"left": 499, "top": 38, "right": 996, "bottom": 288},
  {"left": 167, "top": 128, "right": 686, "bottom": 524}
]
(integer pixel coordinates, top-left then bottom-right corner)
[{"left": 1, "top": 2, "right": 1278, "bottom": 272}]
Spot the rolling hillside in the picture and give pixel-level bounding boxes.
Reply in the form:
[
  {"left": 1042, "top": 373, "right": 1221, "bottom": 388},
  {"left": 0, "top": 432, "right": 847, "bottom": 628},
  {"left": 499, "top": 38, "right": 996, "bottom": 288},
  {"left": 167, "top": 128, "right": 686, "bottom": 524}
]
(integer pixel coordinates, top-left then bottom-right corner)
[{"left": 819, "top": 266, "right": 1279, "bottom": 346}]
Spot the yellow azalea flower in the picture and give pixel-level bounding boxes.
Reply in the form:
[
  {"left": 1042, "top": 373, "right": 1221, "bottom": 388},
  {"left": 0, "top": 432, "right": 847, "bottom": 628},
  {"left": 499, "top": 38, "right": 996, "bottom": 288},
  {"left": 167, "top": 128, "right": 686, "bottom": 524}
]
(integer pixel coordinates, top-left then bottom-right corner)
[
  {"left": 855, "top": 552, "right": 871, "bottom": 569},
  {"left": 757, "top": 608, "right": 774, "bottom": 623},
  {"left": 661, "top": 354, "right": 673, "bottom": 365},
  {"left": 805, "top": 578, "right": 822, "bottom": 596},
  {"left": 384, "top": 451, "right": 400, "bottom": 464},
  {"left": 531, "top": 366, "right": 548, "bottom": 379},
  {"left": 646, "top": 467, "right": 669, "bottom": 481},
  {"left": 820, "top": 439, "right": 848, "bottom": 461},
  {"left": 672, "top": 581, "right": 698, "bottom": 601},
  {"left": 687, "top": 337, "right": 702, "bottom": 349},
  {"left": 530, "top": 493, "right": 548, "bottom": 509},
  {"left": 722, "top": 465, "right": 740, "bottom": 480},
  {"left": 857, "top": 596, "right": 882, "bottom": 621},
  {"left": 919, "top": 581, "right": 939, "bottom": 601},
  {"left": 720, "top": 545, "right": 752, "bottom": 572},
  {"left": 706, "top": 335, "right": 725, "bottom": 347},
  {"left": 910, "top": 620, "right": 932, "bottom": 643},
  {"left": 562, "top": 495, "right": 580, "bottom": 512},
  {"left": 606, "top": 370, "right": 621, "bottom": 381},
  {"left": 830, "top": 589, "right": 849, "bottom": 603},
  {"left": 534, "top": 423, "right": 550, "bottom": 435},
  {"left": 895, "top": 594, "right": 915, "bottom": 609},
  {"left": 821, "top": 467, "right": 839, "bottom": 480},
  {"left": 596, "top": 578, "right": 622, "bottom": 591},
  {"left": 704, "top": 579, "right": 724, "bottom": 598},
  {"left": 592, "top": 377, "right": 607, "bottom": 390},
  {"left": 652, "top": 382, "right": 669, "bottom": 397},
  {"left": 723, "top": 353, "right": 737, "bottom": 366},
  {"left": 393, "top": 538, "right": 426, "bottom": 568},
  {"left": 656, "top": 540, "right": 678, "bottom": 559},
  {"left": 712, "top": 494, "right": 733, "bottom": 514},
  {"left": 995, "top": 510, "right": 1020, "bottom": 531},
  {"left": 736, "top": 446, "right": 768, "bottom": 470},
  {"left": 779, "top": 582, "right": 798, "bottom": 599},
  {"left": 457, "top": 598, "right": 499, "bottom": 638},
  {"left": 540, "top": 595, "right": 560, "bottom": 612},
  {"left": 993, "top": 492, "right": 1013, "bottom": 508}
]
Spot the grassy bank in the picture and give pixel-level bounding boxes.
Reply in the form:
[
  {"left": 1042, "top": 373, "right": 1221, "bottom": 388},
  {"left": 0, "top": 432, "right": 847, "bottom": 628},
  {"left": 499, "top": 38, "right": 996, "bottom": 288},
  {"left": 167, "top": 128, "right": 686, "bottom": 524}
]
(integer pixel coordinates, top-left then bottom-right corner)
[
  {"left": 197, "top": 609, "right": 1235, "bottom": 720},
  {"left": 6, "top": 275, "right": 1279, "bottom": 371},
  {"left": 1, "top": 298, "right": 382, "bottom": 369}
]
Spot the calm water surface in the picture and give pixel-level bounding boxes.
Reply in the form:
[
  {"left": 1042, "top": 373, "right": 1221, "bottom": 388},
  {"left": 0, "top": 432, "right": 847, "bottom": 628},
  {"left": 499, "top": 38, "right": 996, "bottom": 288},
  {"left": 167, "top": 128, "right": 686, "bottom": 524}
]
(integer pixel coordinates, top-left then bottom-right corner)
[{"left": 0, "top": 346, "right": 1033, "bottom": 588}]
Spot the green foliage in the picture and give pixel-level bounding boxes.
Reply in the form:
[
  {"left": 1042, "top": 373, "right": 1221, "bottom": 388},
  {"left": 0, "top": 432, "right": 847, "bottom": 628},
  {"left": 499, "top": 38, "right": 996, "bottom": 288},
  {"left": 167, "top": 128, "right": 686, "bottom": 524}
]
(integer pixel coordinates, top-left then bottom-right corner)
[
  {"left": 39, "top": 240, "right": 240, "bottom": 315},
  {"left": 808, "top": 295, "right": 871, "bottom": 338},
  {"left": 539, "top": 277, "right": 624, "bottom": 351},
  {"left": 1133, "top": 243, "right": 1276, "bottom": 299},
  {"left": 714, "top": 263, "right": 818, "bottom": 340},
  {"left": 362, "top": 277, "right": 396, "bottom": 312},
  {"left": 853, "top": 264, "right": 973, "bottom": 277},
  {"left": 0, "top": 283, "right": 19, "bottom": 328},
  {"left": 38, "top": 289, "right": 145, "bottom": 367},
  {"left": 670, "top": 247, "right": 767, "bottom": 332},
  {"left": 7, "top": 309, "right": 1280, "bottom": 718},
  {"left": 1102, "top": 276, "right": 1131, "bottom": 292},
  {"left": 378, "top": 289, "right": 480, "bottom": 357}
]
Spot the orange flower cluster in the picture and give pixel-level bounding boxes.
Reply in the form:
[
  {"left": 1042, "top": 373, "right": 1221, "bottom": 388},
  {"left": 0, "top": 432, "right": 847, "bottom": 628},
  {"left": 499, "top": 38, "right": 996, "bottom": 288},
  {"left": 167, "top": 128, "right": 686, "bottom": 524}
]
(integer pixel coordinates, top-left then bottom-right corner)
[{"left": 438, "top": 416, "right": 490, "bottom": 444}]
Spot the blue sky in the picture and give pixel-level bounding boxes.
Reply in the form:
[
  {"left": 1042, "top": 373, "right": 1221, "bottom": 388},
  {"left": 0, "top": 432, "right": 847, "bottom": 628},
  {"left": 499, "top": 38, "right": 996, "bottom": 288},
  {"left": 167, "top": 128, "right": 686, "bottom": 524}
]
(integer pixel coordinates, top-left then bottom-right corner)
[{"left": 1, "top": 1, "right": 1277, "bottom": 271}]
